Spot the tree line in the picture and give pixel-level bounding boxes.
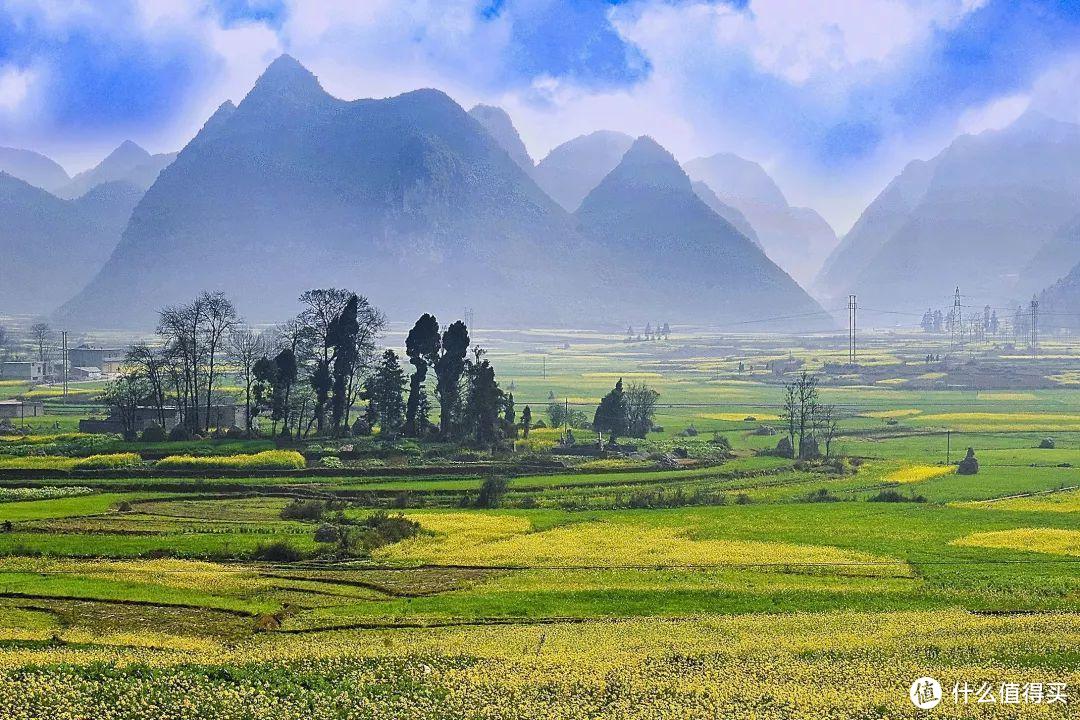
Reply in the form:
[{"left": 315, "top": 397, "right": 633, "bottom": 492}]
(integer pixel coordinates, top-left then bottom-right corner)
[{"left": 111, "top": 290, "right": 523, "bottom": 444}]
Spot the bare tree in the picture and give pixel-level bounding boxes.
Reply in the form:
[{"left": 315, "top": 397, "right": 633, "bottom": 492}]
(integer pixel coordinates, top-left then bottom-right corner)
[
  {"left": 780, "top": 382, "right": 798, "bottom": 456},
  {"left": 159, "top": 295, "right": 208, "bottom": 433},
  {"left": 817, "top": 404, "right": 840, "bottom": 459},
  {"left": 0, "top": 325, "right": 7, "bottom": 362},
  {"left": 126, "top": 343, "right": 169, "bottom": 428},
  {"left": 30, "top": 322, "right": 51, "bottom": 364},
  {"left": 101, "top": 369, "right": 149, "bottom": 439},
  {"left": 229, "top": 327, "right": 265, "bottom": 435},
  {"left": 199, "top": 292, "right": 239, "bottom": 433},
  {"left": 625, "top": 383, "right": 659, "bottom": 438},
  {"left": 795, "top": 371, "right": 819, "bottom": 459}
]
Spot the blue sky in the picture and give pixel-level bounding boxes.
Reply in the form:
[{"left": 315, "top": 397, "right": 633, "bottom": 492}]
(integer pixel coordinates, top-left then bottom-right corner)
[{"left": 0, "top": 0, "right": 1078, "bottom": 229}]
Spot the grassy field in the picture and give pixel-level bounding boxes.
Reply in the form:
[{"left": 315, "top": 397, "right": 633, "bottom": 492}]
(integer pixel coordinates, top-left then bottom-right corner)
[{"left": 0, "top": 330, "right": 1077, "bottom": 718}]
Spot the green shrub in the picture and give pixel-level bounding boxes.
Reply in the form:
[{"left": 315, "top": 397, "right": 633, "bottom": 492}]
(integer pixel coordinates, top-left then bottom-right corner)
[
  {"left": 155, "top": 450, "right": 306, "bottom": 471},
  {"left": 280, "top": 499, "right": 326, "bottom": 521},
  {"left": 321, "top": 455, "right": 344, "bottom": 469},
  {"left": 167, "top": 426, "right": 192, "bottom": 442},
  {"left": 72, "top": 453, "right": 143, "bottom": 470},
  {"left": 805, "top": 488, "right": 840, "bottom": 503},
  {"left": 1039, "top": 437, "right": 1055, "bottom": 449},
  {"left": 868, "top": 489, "right": 927, "bottom": 503},
  {"left": 251, "top": 541, "right": 305, "bottom": 562},
  {"left": 356, "top": 511, "right": 422, "bottom": 549},
  {"left": 140, "top": 424, "right": 168, "bottom": 443}
]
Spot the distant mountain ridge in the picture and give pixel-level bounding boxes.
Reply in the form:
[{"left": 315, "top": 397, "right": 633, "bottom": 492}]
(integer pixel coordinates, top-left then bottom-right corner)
[
  {"left": 0, "top": 147, "right": 70, "bottom": 192},
  {"left": 56, "top": 55, "right": 830, "bottom": 332},
  {"left": 0, "top": 173, "right": 139, "bottom": 313},
  {"left": 59, "top": 55, "right": 596, "bottom": 329},
  {"left": 468, "top": 105, "right": 533, "bottom": 173},
  {"left": 58, "top": 140, "right": 176, "bottom": 200},
  {"left": 683, "top": 153, "right": 837, "bottom": 285},
  {"left": 534, "top": 130, "right": 635, "bottom": 212},
  {"left": 818, "top": 112, "right": 1080, "bottom": 313},
  {"left": 574, "top": 137, "right": 830, "bottom": 330}
]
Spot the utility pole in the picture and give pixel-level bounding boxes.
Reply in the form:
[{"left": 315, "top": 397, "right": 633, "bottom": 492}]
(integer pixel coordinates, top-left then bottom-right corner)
[
  {"left": 946, "top": 429, "right": 951, "bottom": 465},
  {"left": 463, "top": 307, "right": 475, "bottom": 329},
  {"left": 847, "top": 294, "right": 857, "bottom": 365},
  {"left": 1030, "top": 297, "right": 1039, "bottom": 363},
  {"left": 542, "top": 355, "right": 547, "bottom": 379},
  {"left": 952, "top": 287, "right": 963, "bottom": 349},
  {"left": 61, "top": 330, "right": 68, "bottom": 401}
]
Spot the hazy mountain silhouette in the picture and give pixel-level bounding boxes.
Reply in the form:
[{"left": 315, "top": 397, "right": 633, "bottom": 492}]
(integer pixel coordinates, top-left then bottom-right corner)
[
  {"left": 683, "top": 153, "right": 837, "bottom": 284},
  {"left": 0, "top": 173, "right": 139, "bottom": 313},
  {"left": 59, "top": 55, "right": 596, "bottom": 328},
  {"left": 0, "top": 147, "right": 69, "bottom": 192},
  {"left": 574, "top": 137, "right": 830, "bottom": 330},
  {"left": 468, "top": 105, "right": 533, "bottom": 172},
  {"left": 816, "top": 157, "right": 937, "bottom": 301},
  {"left": 535, "top": 130, "right": 634, "bottom": 212},
  {"left": 691, "top": 180, "right": 762, "bottom": 249},
  {"left": 821, "top": 112, "right": 1080, "bottom": 313},
  {"left": 58, "top": 140, "right": 176, "bottom": 199}
]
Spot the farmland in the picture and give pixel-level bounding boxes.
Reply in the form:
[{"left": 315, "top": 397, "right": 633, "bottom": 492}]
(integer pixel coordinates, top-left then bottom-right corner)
[{"left": 0, "top": 329, "right": 1077, "bottom": 718}]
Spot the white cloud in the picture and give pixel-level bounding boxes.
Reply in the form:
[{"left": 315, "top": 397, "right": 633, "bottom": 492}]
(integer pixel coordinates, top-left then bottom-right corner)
[
  {"left": 956, "top": 93, "right": 1031, "bottom": 134},
  {"left": 0, "top": 65, "right": 36, "bottom": 115}
]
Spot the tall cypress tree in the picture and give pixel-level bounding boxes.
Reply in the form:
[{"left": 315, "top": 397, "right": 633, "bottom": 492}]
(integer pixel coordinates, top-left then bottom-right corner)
[
  {"left": 434, "top": 320, "right": 470, "bottom": 438},
  {"left": 404, "top": 314, "right": 440, "bottom": 437}
]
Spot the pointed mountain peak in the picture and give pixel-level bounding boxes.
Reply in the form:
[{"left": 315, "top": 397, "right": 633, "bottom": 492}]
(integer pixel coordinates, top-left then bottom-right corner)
[
  {"left": 468, "top": 103, "right": 533, "bottom": 170},
  {"left": 604, "top": 135, "right": 691, "bottom": 192},
  {"left": 248, "top": 54, "right": 324, "bottom": 99},
  {"left": 105, "top": 140, "right": 151, "bottom": 163}
]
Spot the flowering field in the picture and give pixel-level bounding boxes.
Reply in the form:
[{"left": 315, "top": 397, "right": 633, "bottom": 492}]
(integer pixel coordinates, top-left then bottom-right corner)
[{"left": 0, "top": 611, "right": 1076, "bottom": 719}]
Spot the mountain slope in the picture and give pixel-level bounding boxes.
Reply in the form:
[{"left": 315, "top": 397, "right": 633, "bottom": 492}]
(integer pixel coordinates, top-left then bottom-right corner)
[
  {"left": 574, "top": 137, "right": 830, "bottom": 330},
  {"left": 691, "top": 180, "right": 762, "bottom": 248},
  {"left": 0, "top": 147, "right": 70, "bottom": 192},
  {"left": 59, "top": 55, "right": 596, "bottom": 329},
  {"left": 0, "top": 173, "right": 136, "bottom": 313},
  {"left": 825, "top": 112, "right": 1080, "bottom": 312},
  {"left": 59, "top": 141, "right": 176, "bottom": 199},
  {"left": 468, "top": 105, "right": 533, "bottom": 172},
  {"left": 535, "top": 130, "right": 634, "bottom": 212},
  {"left": 683, "top": 153, "right": 837, "bottom": 284},
  {"left": 815, "top": 158, "right": 937, "bottom": 300}
]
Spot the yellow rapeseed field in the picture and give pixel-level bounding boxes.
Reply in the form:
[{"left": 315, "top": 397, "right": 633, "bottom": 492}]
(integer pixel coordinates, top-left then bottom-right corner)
[
  {"left": 0, "top": 610, "right": 1075, "bottom": 719},
  {"left": 952, "top": 528, "right": 1080, "bottom": 556},
  {"left": 884, "top": 465, "right": 955, "bottom": 484},
  {"left": 377, "top": 514, "right": 901, "bottom": 574},
  {"left": 957, "top": 489, "right": 1080, "bottom": 513}
]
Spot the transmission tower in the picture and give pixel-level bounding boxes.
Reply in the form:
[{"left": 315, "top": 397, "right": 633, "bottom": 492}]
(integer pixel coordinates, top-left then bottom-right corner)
[
  {"left": 1030, "top": 297, "right": 1039, "bottom": 362},
  {"left": 847, "top": 294, "right": 857, "bottom": 365}
]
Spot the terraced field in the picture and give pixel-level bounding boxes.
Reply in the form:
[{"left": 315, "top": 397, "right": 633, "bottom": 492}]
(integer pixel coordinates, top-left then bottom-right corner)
[{"left": 0, "top": 331, "right": 1077, "bottom": 717}]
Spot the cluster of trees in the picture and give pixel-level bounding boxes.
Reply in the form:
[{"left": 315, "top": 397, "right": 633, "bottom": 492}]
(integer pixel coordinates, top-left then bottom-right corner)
[
  {"left": 779, "top": 372, "right": 839, "bottom": 460},
  {"left": 394, "top": 314, "right": 519, "bottom": 444},
  {"left": 112, "top": 289, "right": 384, "bottom": 438},
  {"left": 0, "top": 322, "right": 55, "bottom": 367},
  {"left": 592, "top": 378, "right": 659, "bottom": 444},
  {"left": 921, "top": 305, "right": 1002, "bottom": 339},
  {"left": 625, "top": 323, "right": 671, "bottom": 342}
]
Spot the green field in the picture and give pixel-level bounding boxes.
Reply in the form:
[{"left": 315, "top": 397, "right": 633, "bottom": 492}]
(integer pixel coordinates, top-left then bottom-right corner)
[{"left": 0, "top": 330, "right": 1077, "bottom": 718}]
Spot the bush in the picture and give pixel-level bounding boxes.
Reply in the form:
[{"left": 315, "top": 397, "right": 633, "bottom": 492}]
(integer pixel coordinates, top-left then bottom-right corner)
[
  {"left": 321, "top": 456, "right": 344, "bottom": 469},
  {"left": 357, "top": 510, "right": 423, "bottom": 548},
  {"left": 869, "top": 489, "right": 927, "bottom": 503},
  {"left": 156, "top": 450, "right": 306, "bottom": 471},
  {"left": 168, "top": 426, "right": 192, "bottom": 442},
  {"left": 314, "top": 523, "right": 339, "bottom": 543},
  {"left": 957, "top": 447, "right": 979, "bottom": 475},
  {"left": 139, "top": 424, "right": 167, "bottom": 442},
  {"left": 1039, "top": 437, "right": 1056, "bottom": 449},
  {"left": 72, "top": 453, "right": 143, "bottom": 470},
  {"left": 280, "top": 499, "right": 326, "bottom": 521},
  {"left": 805, "top": 488, "right": 840, "bottom": 503},
  {"left": 710, "top": 432, "right": 732, "bottom": 450},
  {"left": 477, "top": 476, "right": 509, "bottom": 508},
  {"left": 251, "top": 541, "right": 304, "bottom": 562},
  {"left": 774, "top": 437, "right": 794, "bottom": 458}
]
